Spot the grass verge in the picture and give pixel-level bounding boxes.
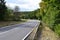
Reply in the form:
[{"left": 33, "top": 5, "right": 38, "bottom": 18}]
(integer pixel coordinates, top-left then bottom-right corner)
[
  {"left": 34, "top": 22, "right": 59, "bottom": 40},
  {"left": 0, "top": 19, "right": 26, "bottom": 28}
]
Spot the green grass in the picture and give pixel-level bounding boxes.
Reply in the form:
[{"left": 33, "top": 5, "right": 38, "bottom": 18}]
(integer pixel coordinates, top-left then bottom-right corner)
[
  {"left": 0, "top": 20, "right": 26, "bottom": 28},
  {"left": 54, "top": 24, "right": 60, "bottom": 36}
]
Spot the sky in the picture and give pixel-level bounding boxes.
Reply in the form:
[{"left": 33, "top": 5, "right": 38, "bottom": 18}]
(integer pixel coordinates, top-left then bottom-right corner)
[{"left": 5, "top": 0, "right": 41, "bottom": 11}]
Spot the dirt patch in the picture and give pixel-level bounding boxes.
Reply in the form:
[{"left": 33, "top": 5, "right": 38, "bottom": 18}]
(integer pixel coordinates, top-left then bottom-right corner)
[
  {"left": 39, "top": 27, "right": 58, "bottom": 40},
  {"left": 34, "top": 23, "right": 59, "bottom": 40}
]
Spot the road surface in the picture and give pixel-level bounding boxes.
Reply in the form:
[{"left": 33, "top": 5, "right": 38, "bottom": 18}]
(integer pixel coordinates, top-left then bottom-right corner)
[{"left": 0, "top": 20, "right": 40, "bottom": 40}]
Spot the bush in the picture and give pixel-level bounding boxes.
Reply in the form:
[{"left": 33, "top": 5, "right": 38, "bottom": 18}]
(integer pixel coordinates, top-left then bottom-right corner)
[{"left": 54, "top": 24, "right": 60, "bottom": 36}]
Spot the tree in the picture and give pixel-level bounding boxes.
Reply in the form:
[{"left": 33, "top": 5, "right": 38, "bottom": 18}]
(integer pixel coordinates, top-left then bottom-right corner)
[
  {"left": 14, "top": 6, "right": 19, "bottom": 12},
  {"left": 4, "top": 8, "right": 14, "bottom": 20},
  {"left": 13, "top": 6, "right": 20, "bottom": 21},
  {"left": 39, "top": 0, "right": 58, "bottom": 27},
  {"left": 0, "top": 0, "right": 7, "bottom": 20},
  {"left": 39, "top": 0, "right": 60, "bottom": 36}
]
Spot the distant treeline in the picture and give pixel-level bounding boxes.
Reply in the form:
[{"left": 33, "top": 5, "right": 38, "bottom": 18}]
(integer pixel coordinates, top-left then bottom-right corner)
[{"left": 21, "top": 9, "right": 41, "bottom": 19}]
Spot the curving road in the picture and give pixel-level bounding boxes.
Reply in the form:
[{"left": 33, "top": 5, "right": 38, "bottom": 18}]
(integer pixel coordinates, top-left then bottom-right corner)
[{"left": 0, "top": 20, "right": 40, "bottom": 40}]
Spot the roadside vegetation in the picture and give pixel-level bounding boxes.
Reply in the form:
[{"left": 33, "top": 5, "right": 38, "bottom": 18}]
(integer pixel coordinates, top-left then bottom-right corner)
[
  {"left": 20, "top": 0, "right": 60, "bottom": 39},
  {"left": 23, "top": 0, "right": 60, "bottom": 38},
  {"left": 33, "top": 0, "right": 60, "bottom": 39},
  {"left": 0, "top": 20, "right": 26, "bottom": 28},
  {"left": 0, "top": 0, "right": 26, "bottom": 27},
  {"left": 34, "top": 22, "right": 58, "bottom": 40},
  {"left": 39, "top": 0, "right": 60, "bottom": 37},
  {"left": 0, "top": 0, "right": 60, "bottom": 39}
]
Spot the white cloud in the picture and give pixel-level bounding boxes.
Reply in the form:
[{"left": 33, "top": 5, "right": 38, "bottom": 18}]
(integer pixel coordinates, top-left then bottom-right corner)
[{"left": 5, "top": 0, "right": 41, "bottom": 11}]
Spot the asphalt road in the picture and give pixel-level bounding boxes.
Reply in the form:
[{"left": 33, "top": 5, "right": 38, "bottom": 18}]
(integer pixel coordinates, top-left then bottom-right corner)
[{"left": 0, "top": 20, "right": 40, "bottom": 40}]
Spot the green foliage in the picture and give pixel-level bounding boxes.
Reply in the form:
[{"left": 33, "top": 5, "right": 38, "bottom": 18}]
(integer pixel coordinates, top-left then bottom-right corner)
[
  {"left": 40, "top": 0, "right": 60, "bottom": 36},
  {"left": 21, "top": 9, "right": 40, "bottom": 19},
  {"left": 0, "top": 0, "right": 7, "bottom": 20},
  {"left": 54, "top": 24, "right": 60, "bottom": 36},
  {"left": 0, "top": 1, "right": 21, "bottom": 21},
  {"left": 4, "top": 8, "right": 14, "bottom": 20},
  {"left": 13, "top": 6, "right": 21, "bottom": 21}
]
